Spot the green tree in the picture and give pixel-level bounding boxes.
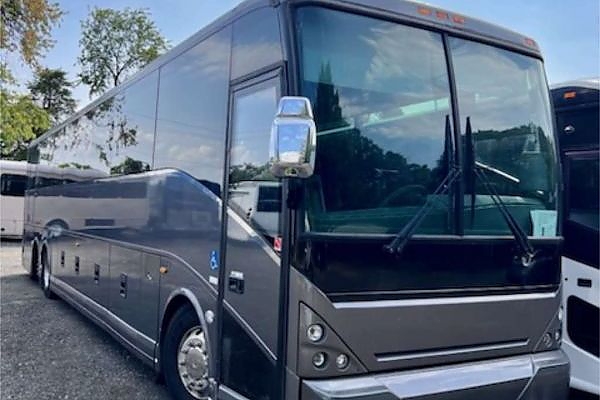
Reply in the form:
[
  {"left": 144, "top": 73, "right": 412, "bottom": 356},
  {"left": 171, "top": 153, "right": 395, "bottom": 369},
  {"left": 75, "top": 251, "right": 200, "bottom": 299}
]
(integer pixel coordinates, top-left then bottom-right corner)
[
  {"left": 28, "top": 68, "right": 76, "bottom": 123},
  {"left": 0, "top": 0, "right": 63, "bottom": 67},
  {"left": 0, "top": 68, "right": 51, "bottom": 159},
  {"left": 78, "top": 7, "right": 168, "bottom": 96}
]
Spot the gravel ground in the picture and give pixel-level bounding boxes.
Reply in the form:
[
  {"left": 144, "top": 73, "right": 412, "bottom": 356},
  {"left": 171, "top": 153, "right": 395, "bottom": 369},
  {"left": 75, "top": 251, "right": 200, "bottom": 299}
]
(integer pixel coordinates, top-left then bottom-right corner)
[{"left": 0, "top": 239, "right": 171, "bottom": 400}]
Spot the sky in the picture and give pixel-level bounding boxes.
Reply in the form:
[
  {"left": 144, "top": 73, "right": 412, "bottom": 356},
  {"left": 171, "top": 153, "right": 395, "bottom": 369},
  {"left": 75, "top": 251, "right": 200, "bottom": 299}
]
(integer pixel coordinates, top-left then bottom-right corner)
[{"left": 8, "top": 0, "right": 599, "bottom": 108}]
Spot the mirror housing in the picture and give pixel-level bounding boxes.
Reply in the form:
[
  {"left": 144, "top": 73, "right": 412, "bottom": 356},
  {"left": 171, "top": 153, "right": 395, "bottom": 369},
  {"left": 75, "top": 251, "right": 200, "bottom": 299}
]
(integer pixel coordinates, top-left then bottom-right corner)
[{"left": 269, "top": 96, "right": 316, "bottom": 178}]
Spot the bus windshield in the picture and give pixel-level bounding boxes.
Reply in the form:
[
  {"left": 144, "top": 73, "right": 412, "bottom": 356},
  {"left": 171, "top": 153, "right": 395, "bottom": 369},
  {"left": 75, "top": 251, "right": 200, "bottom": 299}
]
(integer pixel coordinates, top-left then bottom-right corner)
[{"left": 296, "top": 7, "right": 558, "bottom": 237}]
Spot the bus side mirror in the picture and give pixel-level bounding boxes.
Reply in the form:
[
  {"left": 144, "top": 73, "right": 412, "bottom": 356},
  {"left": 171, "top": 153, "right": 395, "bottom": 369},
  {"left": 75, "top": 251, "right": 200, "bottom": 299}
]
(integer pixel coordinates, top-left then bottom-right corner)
[{"left": 269, "top": 96, "right": 316, "bottom": 179}]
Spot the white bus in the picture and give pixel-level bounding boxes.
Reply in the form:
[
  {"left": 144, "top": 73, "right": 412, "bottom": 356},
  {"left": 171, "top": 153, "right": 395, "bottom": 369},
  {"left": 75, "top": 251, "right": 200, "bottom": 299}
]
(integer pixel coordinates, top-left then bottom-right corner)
[
  {"left": 1, "top": 160, "right": 28, "bottom": 238},
  {"left": 551, "top": 78, "right": 599, "bottom": 396}
]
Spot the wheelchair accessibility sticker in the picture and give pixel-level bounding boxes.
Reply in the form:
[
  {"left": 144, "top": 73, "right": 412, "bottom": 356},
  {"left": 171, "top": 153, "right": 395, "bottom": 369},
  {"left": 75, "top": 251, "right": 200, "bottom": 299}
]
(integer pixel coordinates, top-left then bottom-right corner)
[{"left": 210, "top": 250, "right": 219, "bottom": 271}]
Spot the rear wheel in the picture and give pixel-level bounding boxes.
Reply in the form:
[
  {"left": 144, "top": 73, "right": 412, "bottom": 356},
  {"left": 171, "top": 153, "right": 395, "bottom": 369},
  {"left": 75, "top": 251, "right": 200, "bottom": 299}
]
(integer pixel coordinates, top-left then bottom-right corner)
[
  {"left": 29, "top": 245, "right": 39, "bottom": 281},
  {"left": 162, "top": 305, "right": 211, "bottom": 400}
]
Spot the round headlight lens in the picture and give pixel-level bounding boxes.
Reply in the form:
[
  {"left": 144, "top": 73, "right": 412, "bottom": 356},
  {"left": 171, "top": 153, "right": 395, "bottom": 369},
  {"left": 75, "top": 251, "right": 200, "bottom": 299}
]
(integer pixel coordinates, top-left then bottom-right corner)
[
  {"left": 312, "top": 352, "right": 327, "bottom": 368},
  {"left": 335, "top": 353, "right": 349, "bottom": 369},
  {"left": 307, "top": 324, "right": 324, "bottom": 342}
]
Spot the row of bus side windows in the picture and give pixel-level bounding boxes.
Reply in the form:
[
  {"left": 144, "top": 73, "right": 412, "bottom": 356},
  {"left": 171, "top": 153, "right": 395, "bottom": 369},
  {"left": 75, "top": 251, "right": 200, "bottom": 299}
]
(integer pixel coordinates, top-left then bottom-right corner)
[{"left": 29, "top": 7, "right": 282, "bottom": 193}]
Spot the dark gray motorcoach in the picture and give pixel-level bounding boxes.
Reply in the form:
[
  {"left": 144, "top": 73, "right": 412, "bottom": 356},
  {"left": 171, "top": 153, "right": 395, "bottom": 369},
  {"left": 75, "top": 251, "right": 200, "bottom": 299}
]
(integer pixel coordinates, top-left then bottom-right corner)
[{"left": 23, "top": 1, "right": 569, "bottom": 399}]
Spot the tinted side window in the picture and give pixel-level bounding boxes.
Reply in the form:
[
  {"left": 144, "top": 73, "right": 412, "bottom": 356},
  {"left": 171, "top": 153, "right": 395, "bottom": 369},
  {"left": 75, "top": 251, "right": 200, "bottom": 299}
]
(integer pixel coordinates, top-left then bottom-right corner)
[
  {"left": 568, "top": 156, "right": 599, "bottom": 230},
  {"left": 231, "top": 7, "right": 282, "bottom": 80},
  {"left": 0, "top": 174, "right": 28, "bottom": 196},
  {"left": 110, "top": 71, "right": 158, "bottom": 176},
  {"left": 557, "top": 105, "right": 599, "bottom": 150},
  {"left": 228, "top": 78, "right": 281, "bottom": 242},
  {"left": 155, "top": 27, "right": 231, "bottom": 189},
  {"left": 564, "top": 154, "right": 599, "bottom": 268}
]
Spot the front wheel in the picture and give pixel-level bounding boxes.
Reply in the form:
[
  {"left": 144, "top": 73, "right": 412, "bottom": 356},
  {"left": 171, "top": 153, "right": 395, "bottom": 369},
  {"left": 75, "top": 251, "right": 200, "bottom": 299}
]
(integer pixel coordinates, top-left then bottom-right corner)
[{"left": 162, "top": 305, "right": 211, "bottom": 400}]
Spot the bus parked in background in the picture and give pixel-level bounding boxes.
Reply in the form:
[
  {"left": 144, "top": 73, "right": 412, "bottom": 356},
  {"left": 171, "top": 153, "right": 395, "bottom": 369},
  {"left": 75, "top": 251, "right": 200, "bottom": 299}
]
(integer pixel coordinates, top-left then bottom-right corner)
[
  {"left": 551, "top": 78, "right": 599, "bottom": 396},
  {"left": 1, "top": 160, "right": 28, "bottom": 238},
  {"left": 23, "top": 1, "right": 569, "bottom": 399}
]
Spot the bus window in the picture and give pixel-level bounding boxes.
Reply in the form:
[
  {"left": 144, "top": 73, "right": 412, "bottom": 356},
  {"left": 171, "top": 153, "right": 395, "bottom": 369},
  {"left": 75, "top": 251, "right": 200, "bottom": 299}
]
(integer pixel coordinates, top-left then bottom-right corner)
[
  {"left": 568, "top": 157, "right": 599, "bottom": 230},
  {"left": 1, "top": 174, "right": 28, "bottom": 197}
]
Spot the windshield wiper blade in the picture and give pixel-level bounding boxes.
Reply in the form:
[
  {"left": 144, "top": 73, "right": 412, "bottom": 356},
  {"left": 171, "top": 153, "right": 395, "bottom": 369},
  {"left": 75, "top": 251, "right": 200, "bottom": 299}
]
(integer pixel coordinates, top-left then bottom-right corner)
[
  {"left": 384, "top": 116, "right": 459, "bottom": 254},
  {"left": 465, "top": 117, "right": 537, "bottom": 265},
  {"left": 383, "top": 167, "right": 460, "bottom": 254}
]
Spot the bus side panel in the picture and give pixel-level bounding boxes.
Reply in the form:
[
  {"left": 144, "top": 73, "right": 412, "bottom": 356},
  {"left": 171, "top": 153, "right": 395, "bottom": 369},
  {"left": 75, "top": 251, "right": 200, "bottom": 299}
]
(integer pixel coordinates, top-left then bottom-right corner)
[{"left": 0, "top": 196, "right": 25, "bottom": 237}]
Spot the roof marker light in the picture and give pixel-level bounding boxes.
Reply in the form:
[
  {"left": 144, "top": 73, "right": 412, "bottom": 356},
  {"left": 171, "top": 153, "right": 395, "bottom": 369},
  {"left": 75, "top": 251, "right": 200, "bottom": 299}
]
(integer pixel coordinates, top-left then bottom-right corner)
[
  {"left": 564, "top": 91, "right": 577, "bottom": 99},
  {"left": 452, "top": 15, "right": 465, "bottom": 24},
  {"left": 436, "top": 11, "right": 448, "bottom": 20},
  {"left": 524, "top": 38, "right": 537, "bottom": 48},
  {"left": 418, "top": 6, "right": 432, "bottom": 16}
]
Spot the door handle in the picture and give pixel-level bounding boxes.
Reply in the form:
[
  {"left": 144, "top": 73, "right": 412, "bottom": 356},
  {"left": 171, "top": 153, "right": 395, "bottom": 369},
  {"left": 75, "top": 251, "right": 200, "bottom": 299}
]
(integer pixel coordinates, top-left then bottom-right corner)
[
  {"left": 577, "top": 278, "right": 592, "bottom": 288},
  {"left": 228, "top": 271, "right": 245, "bottom": 294}
]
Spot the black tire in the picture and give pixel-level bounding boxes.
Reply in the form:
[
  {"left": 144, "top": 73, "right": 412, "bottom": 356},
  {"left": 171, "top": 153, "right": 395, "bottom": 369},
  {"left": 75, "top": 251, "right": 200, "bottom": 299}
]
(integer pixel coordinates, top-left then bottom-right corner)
[
  {"left": 39, "top": 250, "right": 57, "bottom": 299},
  {"left": 162, "top": 304, "right": 208, "bottom": 400},
  {"left": 29, "top": 246, "right": 39, "bottom": 281}
]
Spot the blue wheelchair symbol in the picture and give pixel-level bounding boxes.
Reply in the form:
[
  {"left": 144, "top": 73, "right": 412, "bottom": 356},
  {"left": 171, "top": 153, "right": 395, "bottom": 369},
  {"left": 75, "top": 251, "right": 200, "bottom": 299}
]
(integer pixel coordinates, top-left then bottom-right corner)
[{"left": 210, "top": 250, "right": 219, "bottom": 270}]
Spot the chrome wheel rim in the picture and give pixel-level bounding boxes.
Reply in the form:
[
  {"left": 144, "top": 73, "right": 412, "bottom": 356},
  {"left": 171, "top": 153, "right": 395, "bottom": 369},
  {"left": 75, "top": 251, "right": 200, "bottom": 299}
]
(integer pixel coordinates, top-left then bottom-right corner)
[
  {"left": 177, "top": 327, "right": 210, "bottom": 399},
  {"left": 43, "top": 263, "right": 50, "bottom": 289}
]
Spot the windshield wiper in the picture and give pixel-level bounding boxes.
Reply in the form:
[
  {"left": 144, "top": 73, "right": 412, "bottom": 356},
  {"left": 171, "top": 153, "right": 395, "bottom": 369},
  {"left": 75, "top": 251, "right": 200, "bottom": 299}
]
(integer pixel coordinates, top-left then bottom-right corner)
[
  {"left": 464, "top": 117, "right": 537, "bottom": 266},
  {"left": 384, "top": 116, "right": 459, "bottom": 254}
]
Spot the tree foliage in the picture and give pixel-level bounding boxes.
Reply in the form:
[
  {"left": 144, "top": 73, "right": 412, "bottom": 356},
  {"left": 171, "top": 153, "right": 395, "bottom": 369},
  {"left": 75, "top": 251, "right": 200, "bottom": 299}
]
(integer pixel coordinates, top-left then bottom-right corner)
[
  {"left": 1, "top": 67, "right": 50, "bottom": 159},
  {"left": 28, "top": 68, "right": 76, "bottom": 122},
  {"left": 0, "top": 0, "right": 63, "bottom": 67},
  {"left": 78, "top": 7, "right": 168, "bottom": 96}
]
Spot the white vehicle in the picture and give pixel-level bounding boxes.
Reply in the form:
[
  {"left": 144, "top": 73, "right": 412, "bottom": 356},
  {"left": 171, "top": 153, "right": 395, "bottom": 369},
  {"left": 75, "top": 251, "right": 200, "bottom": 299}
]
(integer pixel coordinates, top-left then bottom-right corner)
[
  {"left": 551, "top": 78, "right": 599, "bottom": 396},
  {"left": 0, "top": 160, "right": 28, "bottom": 238},
  {"left": 229, "top": 180, "right": 281, "bottom": 241}
]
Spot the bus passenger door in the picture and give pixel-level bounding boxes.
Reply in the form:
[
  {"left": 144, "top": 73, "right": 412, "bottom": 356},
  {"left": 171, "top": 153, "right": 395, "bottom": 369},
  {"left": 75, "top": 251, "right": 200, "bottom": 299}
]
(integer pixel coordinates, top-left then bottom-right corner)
[{"left": 220, "top": 71, "right": 283, "bottom": 399}]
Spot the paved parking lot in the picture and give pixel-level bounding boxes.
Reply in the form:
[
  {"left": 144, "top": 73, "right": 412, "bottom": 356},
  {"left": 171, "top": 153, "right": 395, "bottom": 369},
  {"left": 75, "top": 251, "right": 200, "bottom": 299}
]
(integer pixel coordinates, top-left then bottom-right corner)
[{"left": 0, "top": 240, "right": 171, "bottom": 400}]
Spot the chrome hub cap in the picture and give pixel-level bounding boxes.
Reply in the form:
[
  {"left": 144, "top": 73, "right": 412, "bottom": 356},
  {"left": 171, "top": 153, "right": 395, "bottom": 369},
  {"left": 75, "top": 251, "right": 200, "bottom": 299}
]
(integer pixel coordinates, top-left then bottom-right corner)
[
  {"left": 177, "top": 327, "right": 210, "bottom": 399},
  {"left": 43, "top": 264, "right": 50, "bottom": 289}
]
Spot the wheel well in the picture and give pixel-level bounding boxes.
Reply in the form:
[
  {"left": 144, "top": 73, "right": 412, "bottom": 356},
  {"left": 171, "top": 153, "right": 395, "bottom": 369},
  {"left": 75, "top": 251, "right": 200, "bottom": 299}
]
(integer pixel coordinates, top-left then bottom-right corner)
[
  {"left": 45, "top": 219, "right": 68, "bottom": 230},
  {"left": 157, "top": 295, "right": 197, "bottom": 377},
  {"left": 160, "top": 295, "right": 196, "bottom": 347}
]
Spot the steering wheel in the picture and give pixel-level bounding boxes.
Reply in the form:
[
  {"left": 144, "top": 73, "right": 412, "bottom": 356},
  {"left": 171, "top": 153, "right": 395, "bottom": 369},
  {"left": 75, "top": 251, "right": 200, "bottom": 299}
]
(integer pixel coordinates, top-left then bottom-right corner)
[{"left": 379, "top": 184, "right": 427, "bottom": 207}]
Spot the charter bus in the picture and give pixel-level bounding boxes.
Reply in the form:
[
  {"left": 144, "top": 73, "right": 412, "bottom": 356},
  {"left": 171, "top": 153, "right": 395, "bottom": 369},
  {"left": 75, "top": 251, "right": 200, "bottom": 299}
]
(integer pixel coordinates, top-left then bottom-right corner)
[
  {"left": 23, "top": 1, "right": 570, "bottom": 399},
  {"left": 1, "top": 160, "right": 28, "bottom": 238},
  {"left": 0, "top": 160, "right": 103, "bottom": 238},
  {"left": 551, "top": 78, "right": 599, "bottom": 396}
]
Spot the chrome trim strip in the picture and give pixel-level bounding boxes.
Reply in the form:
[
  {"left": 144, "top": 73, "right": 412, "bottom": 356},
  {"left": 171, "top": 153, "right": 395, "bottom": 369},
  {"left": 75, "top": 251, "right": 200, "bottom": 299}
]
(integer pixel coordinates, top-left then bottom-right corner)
[
  {"left": 219, "top": 385, "right": 250, "bottom": 400},
  {"left": 334, "top": 291, "right": 558, "bottom": 309},
  {"left": 376, "top": 339, "right": 529, "bottom": 362},
  {"left": 304, "top": 351, "right": 566, "bottom": 399},
  {"left": 52, "top": 276, "right": 155, "bottom": 362}
]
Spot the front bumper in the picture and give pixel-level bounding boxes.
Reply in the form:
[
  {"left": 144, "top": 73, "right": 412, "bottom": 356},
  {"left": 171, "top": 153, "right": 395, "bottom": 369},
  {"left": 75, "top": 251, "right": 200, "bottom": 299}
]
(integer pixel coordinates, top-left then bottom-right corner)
[{"left": 302, "top": 350, "right": 569, "bottom": 400}]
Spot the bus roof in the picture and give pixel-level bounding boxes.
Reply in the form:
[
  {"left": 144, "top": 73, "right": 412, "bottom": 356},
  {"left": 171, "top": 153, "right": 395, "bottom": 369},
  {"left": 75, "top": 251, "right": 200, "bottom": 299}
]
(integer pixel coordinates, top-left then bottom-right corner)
[
  {"left": 292, "top": 0, "right": 542, "bottom": 57},
  {"left": 551, "top": 77, "right": 600, "bottom": 91},
  {"left": 30, "top": 0, "right": 543, "bottom": 148},
  {"left": 0, "top": 160, "right": 28, "bottom": 174}
]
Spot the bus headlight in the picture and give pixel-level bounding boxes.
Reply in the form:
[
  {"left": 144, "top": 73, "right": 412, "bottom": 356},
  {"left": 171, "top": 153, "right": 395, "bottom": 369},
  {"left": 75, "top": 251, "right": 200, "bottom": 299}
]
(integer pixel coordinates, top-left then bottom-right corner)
[
  {"left": 298, "top": 303, "right": 367, "bottom": 377},
  {"left": 307, "top": 324, "right": 324, "bottom": 342},
  {"left": 312, "top": 352, "right": 327, "bottom": 368},
  {"left": 335, "top": 353, "right": 349, "bottom": 369}
]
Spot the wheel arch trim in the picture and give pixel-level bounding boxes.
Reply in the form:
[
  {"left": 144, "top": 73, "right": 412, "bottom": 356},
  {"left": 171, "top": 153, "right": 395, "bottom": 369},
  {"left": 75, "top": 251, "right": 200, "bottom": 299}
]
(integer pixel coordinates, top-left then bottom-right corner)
[{"left": 158, "top": 288, "right": 214, "bottom": 376}]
